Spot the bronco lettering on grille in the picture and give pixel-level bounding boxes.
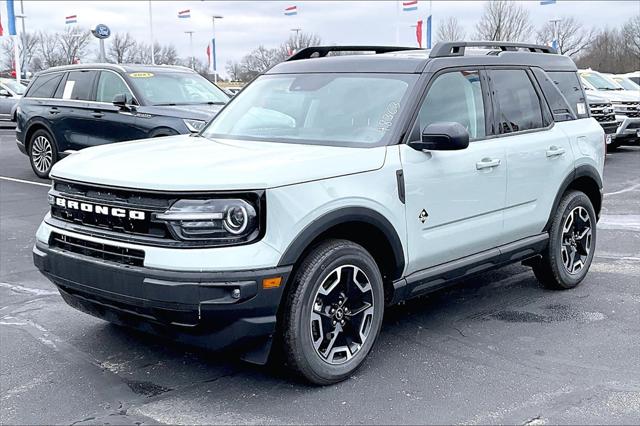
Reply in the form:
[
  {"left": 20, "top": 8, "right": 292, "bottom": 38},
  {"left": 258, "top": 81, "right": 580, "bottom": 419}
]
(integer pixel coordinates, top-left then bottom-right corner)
[{"left": 54, "top": 197, "right": 146, "bottom": 220}]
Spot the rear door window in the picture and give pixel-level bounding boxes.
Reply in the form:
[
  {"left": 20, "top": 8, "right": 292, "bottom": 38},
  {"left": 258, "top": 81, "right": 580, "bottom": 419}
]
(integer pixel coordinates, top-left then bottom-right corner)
[
  {"left": 546, "top": 71, "right": 588, "bottom": 119},
  {"left": 61, "top": 70, "right": 99, "bottom": 101},
  {"left": 25, "top": 73, "right": 64, "bottom": 98},
  {"left": 489, "top": 69, "right": 545, "bottom": 134}
]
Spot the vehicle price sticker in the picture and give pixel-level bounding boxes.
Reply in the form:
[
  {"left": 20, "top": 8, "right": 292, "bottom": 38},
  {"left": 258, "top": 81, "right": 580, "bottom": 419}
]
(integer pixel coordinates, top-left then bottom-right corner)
[
  {"left": 577, "top": 102, "right": 586, "bottom": 115},
  {"left": 129, "top": 72, "right": 154, "bottom": 78}
]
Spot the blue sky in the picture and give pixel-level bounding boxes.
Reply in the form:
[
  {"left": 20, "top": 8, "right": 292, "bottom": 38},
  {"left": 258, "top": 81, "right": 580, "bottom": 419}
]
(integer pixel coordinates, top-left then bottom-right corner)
[{"left": 8, "top": 1, "right": 637, "bottom": 76}]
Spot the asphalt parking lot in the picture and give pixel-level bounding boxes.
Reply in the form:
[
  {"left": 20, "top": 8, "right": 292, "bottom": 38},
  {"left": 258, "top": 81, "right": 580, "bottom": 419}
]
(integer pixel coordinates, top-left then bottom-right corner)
[{"left": 1, "top": 126, "right": 639, "bottom": 425}]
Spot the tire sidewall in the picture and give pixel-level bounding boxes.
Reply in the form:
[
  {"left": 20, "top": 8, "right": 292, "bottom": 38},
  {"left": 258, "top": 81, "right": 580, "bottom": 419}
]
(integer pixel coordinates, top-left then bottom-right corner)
[
  {"left": 549, "top": 192, "right": 597, "bottom": 288},
  {"left": 29, "top": 129, "right": 57, "bottom": 179},
  {"left": 292, "top": 243, "right": 384, "bottom": 383}
]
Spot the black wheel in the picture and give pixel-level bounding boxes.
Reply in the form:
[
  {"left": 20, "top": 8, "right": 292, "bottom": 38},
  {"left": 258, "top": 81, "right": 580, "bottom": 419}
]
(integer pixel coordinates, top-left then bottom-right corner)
[
  {"left": 281, "top": 239, "right": 384, "bottom": 385},
  {"left": 29, "top": 129, "right": 58, "bottom": 178},
  {"left": 607, "top": 141, "right": 621, "bottom": 152},
  {"left": 533, "top": 191, "right": 596, "bottom": 290}
]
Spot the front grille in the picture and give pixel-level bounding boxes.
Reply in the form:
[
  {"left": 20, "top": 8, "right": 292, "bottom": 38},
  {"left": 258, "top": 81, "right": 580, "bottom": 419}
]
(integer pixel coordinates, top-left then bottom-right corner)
[
  {"left": 627, "top": 121, "right": 640, "bottom": 129},
  {"left": 50, "top": 232, "right": 145, "bottom": 266},
  {"left": 48, "top": 180, "right": 265, "bottom": 248},
  {"left": 589, "top": 102, "right": 616, "bottom": 125}
]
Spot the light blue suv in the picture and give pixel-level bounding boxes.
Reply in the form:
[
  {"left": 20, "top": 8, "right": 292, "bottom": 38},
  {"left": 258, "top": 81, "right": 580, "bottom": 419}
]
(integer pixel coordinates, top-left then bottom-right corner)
[{"left": 33, "top": 42, "right": 605, "bottom": 384}]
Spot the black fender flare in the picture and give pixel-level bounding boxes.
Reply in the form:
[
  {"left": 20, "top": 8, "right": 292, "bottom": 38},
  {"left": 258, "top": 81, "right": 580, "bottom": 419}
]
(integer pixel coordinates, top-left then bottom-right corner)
[
  {"left": 277, "top": 207, "right": 406, "bottom": 279},
  {"left": 543, "top": 164, "right": 603, "bottom": 231}
]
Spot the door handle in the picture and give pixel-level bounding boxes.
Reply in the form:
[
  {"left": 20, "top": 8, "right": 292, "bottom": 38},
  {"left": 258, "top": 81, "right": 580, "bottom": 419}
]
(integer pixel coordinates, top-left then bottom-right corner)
[
  {"left": 91, "top": 112, "right": 104, "bottom": 118},
  {"left": 48, "top": 107, "right": 60, "bottom": 115},
  {"left": 546, "top": 146, "right": 566, "bottom": 157},
  {"left": 476, "top": 158, "right": 501, "bottom": 170}
]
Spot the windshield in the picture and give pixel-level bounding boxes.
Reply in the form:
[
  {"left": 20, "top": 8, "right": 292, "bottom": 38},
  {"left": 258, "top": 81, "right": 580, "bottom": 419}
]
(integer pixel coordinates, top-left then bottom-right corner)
[
  {"left": 612, "top": 76, "right": 640, "bottom": 91},
  {"left": 202, "top": 73, "right": 417, "bottom": 147},
  {"left": 581, "top": 72, "right": 622, "bottom": 91},
  {"left": 0, "top": 78, "right": 26, "bottom": 95},
  {"left": 128, "top": 71, "right": 229, "bottom": 105}
]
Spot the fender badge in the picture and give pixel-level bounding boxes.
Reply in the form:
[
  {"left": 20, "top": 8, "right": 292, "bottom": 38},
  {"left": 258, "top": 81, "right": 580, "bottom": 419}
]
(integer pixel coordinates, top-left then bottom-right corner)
[{"left": 419, "top": 209, "right": 429, "bottom": 223}]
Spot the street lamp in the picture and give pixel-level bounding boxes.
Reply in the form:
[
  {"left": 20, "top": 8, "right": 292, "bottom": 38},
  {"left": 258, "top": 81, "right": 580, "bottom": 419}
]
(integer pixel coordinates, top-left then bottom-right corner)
[{"left": 211, "top": 15, "right": 223, "bottom": 83}]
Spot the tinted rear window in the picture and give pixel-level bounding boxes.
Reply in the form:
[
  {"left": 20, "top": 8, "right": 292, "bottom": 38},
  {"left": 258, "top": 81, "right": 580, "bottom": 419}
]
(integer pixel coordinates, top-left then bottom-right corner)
[
  {"left": 25, "top": 73, "right": 64, "bottom": 98},
  {"left": 547, "top": 71, "right": 588, "bottom": 119},
  {"left": 61, "top": 70, "right": 98, "bottom": 101},
  {"left": 489, "top": 69, "right": 545, "bottom": 134}
]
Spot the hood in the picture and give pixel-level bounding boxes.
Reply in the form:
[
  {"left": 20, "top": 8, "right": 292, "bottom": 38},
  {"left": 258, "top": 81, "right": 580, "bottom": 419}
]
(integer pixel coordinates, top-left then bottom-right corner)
[
  {"left": 50, "top": 135, "right": 386, "bottom": 191},
  {"left": 144, "top": 103, "right": 224, "bottom": 120},
  {"left": 586, "top": 93, "right": 611, "bottom": 104},
  {"left": 592, "top": 89, "right": 639, "bottom": 102}
]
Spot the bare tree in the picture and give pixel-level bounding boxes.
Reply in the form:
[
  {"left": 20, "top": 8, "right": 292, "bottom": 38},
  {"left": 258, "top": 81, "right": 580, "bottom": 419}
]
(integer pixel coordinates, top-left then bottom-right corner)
[
  {"left": 475, "top": 0, "right": 533, "bottom": 42},
  {"left": 437, "top": 16, "right": 466, "bottom": 42},
  {"left": 36, "top": 31, "right": 66, "bottom": 68},
  {"left": 621, "top": 15, "right": 640, "bottom": 60},
  {"left": 535, "top": 17, "right": 594, "bottom": 57},
  {"left": 577, "top": 23, "right": 639, "bottom": 74},
  {"left": 240, "top": 45, "right": 279, "bottom": 80},
  {"left": 1, "top": 33, "right": 38, "bottom": 71},
  {"left": 108, "top": 32, "right": 137, "bottom": 63},
  {"left": 58, "top": 26, "right": 92, "bottom": 64},
  {"left": 226, "top": 61, "right": 243, "bottom": 81},
  {"left": 155, "top": 43, "right": 179, "bottom": 65},
  {"left": 274, "top": 32, "right": 322, "bottom": 61}
]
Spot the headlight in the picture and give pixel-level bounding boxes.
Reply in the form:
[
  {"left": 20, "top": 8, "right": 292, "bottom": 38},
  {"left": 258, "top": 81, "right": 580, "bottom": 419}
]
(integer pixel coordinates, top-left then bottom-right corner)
[
  {"left": 183, "top": 119, "right": 206, "bottom": 133},
  {"left": 155, "top": 199, "right": 259, "bottom": 243}
]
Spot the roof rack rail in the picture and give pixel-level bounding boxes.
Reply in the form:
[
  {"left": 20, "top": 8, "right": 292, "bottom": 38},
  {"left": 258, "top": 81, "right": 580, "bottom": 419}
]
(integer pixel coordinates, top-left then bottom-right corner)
[
  {"left": 429, "top": 41, "right": 557, "bottom": 58},
  {"left": 287, "top": 45, "right": 419, "bottom": 61}
]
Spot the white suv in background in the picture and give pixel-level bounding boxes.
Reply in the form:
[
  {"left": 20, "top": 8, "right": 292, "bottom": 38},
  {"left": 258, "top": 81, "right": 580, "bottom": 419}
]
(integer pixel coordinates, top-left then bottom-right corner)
[
  {"left": 34, "top": 42, "right": 604, "bottom": 385},
  {"left": 579, "top": 69, "right": 640, "bottom": 149}
]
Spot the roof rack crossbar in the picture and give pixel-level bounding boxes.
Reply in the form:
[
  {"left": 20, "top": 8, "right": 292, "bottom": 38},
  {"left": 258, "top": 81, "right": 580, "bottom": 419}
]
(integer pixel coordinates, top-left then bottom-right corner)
[
  {"left": 287, "top": 45, "right": 419, "bottom": 61},
  {"left": 429, "top": 41, "right": 557, "bottom": 58}
]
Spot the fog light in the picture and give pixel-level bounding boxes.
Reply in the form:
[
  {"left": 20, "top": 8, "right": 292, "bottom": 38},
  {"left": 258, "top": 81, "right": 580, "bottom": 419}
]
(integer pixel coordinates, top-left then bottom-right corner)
[{"left": 231, "top": 288, "right": 241, "bottom": 299}]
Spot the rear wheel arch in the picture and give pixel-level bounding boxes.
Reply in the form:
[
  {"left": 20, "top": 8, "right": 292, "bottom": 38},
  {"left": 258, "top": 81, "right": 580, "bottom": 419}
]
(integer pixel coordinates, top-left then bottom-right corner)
[
  {"left": 25, "top": 121, "right": 56, "bottom": 152},
  {"left": 544, "top": 165, "right": 602, "bottom": 231}
]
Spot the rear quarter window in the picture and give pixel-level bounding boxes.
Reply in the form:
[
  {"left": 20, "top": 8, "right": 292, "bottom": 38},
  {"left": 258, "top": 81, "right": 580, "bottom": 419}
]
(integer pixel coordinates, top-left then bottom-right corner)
[
  {"left": 24, "top": 73, "right": 64, "bottom": 99},
  {"left": 547, "top": 71, "right": 588, "bottom": 119}
]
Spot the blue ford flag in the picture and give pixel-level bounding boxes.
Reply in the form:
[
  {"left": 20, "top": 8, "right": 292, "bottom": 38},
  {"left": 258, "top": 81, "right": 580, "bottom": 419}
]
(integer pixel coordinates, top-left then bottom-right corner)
[
  {"left": 540, "top": 0, "right": 557, "bottom": 4},
  {"left": 6, "top": 0, "right": 17, "bottom": 36}
]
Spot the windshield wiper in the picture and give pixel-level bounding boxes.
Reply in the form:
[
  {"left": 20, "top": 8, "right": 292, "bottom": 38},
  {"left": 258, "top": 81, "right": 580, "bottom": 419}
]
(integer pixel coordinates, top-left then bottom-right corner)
[
  {"left": 153, "top": 103, "right": 177, "bottom": 106},
  {"left": 203, "top": 101, "right": 226, "bottom": 105}
]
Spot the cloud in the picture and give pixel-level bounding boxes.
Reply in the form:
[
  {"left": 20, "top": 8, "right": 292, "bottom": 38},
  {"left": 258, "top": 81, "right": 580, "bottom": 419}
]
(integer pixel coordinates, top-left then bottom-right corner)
[{"left": 14, "top": 1, "right": 633, "bottom": 77}]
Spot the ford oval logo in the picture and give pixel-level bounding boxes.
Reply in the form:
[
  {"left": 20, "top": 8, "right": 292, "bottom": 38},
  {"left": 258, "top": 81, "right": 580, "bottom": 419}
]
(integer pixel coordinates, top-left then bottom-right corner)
[{"left": 93, "top": 24, "right": 111, "bottom": 39}]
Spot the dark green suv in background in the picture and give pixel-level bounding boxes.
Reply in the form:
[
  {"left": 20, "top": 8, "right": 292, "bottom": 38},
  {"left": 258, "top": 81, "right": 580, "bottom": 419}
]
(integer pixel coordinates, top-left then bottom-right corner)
[{"left": 16, "top": 64, "right": 229, "bottom": 178}]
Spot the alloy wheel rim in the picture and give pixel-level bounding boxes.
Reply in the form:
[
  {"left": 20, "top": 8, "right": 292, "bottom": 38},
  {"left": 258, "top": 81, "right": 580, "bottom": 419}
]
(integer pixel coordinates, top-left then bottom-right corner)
[
  {"left": 309, "top": 264, "right": 375, "bottom": 365},
  {"left": 31, "top": 136, "right": 53, "bottom": 173},
  {"left": 561, "top": 206, "right": 592, "bottom": 275}
]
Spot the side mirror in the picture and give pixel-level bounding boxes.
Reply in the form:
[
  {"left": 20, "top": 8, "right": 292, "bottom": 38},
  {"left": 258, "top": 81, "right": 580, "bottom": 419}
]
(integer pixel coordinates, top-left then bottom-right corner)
[
  {"left": 409, "top": 122, "right": 470, "bottom": 151},
  {"left": 0, "top": 89, "right": 11, "bottom": 97},
  {"left": 112, "top": 93, "right": 130, "bottom": 109}
]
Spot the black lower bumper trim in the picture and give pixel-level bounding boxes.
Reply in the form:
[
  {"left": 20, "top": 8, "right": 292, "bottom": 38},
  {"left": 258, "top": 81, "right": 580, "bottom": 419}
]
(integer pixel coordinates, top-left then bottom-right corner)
[{"left": 34, "top": 241, "right": 292, "bottom": 355}]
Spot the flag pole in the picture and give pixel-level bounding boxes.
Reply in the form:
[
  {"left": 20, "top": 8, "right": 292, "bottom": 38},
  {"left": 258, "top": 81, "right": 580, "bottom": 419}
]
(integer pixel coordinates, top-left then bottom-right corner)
[
  {"left": 148, "top": 0, "right": 155, "bottom": 64},
  {"left": 395, "top": 1, "right": 400, "bottom": 45}
]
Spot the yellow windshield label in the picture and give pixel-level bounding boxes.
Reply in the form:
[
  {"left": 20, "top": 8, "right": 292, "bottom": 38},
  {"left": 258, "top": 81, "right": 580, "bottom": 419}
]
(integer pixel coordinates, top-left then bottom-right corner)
[{"left": 129, "top": 72, "right": 154, "bottom": 78}]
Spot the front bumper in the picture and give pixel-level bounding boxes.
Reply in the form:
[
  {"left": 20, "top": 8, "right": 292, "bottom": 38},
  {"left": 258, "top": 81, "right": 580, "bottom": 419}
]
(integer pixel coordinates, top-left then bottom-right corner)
[
  {"left": 33, "top": 240, "right": 292, "bottom": 359},
  {"left": 614, "top": 115, "right": 640, "bottom": 139}
]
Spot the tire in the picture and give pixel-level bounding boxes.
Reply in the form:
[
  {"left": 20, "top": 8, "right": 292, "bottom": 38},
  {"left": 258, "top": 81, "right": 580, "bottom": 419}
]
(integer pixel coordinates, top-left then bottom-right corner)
[
  {"left": 29, "top": 128, "right": 58, "bottom": 179},
  {"left": 281, "top": 239, "right": 385, "bottom": 385},
  {"left": 607, "top": 141, "right": 621, "bottom": 152},
  {"left": 533, "top": 190, "right": 596, "bottom": 290}
]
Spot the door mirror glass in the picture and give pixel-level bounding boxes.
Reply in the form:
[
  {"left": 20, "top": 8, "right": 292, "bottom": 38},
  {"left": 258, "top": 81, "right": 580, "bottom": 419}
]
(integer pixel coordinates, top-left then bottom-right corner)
[
  {"left": 409, "top": 122, "right": 469, "bottom": 151},
  {"left": 0, "top": 89, "right": 11, "bottom": 97}
]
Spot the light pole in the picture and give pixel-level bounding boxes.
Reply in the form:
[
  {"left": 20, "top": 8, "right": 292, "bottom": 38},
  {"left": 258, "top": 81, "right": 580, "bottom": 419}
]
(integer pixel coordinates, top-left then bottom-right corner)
[
  {"left": 18, "top": 0, "right": 27, "bottom": 78},
  {"left": 148, "top": 0, "right": 155, "bottom": 64},
  {"left": 211, "top": 15, "right": 223, "bottom": 83},
  {"left": 185, "top": 31, "right": 195, "bottom": 70},
  {"left": 549, "top": 18, "right": 561, "bottom": 54}
]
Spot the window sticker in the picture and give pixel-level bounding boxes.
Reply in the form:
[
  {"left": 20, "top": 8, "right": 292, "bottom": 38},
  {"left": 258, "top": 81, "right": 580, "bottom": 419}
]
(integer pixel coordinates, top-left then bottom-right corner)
[
  {"left": 577, "top": 102, "right": 586, "bottom": 115},
  {"left": 129, "top": 72, "right": 154, "bottom": 78},
  {"left": 377, "top": 101, "right": 400, "bottom": 132},
  {"left": 62, "top": 81, "right": 75, "bottom": 99}
]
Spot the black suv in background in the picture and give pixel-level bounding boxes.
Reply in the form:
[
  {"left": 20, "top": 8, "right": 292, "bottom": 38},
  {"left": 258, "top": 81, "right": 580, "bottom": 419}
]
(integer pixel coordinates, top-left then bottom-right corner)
[{"left": 16, "top": 64, "right": 230, "bottom": 177}]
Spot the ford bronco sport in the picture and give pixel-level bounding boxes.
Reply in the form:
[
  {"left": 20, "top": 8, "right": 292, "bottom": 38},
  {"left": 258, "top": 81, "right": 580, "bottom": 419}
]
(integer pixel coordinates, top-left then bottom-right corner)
[{"left": 34, "top": 42, "right": 605, "bottom": 385}]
